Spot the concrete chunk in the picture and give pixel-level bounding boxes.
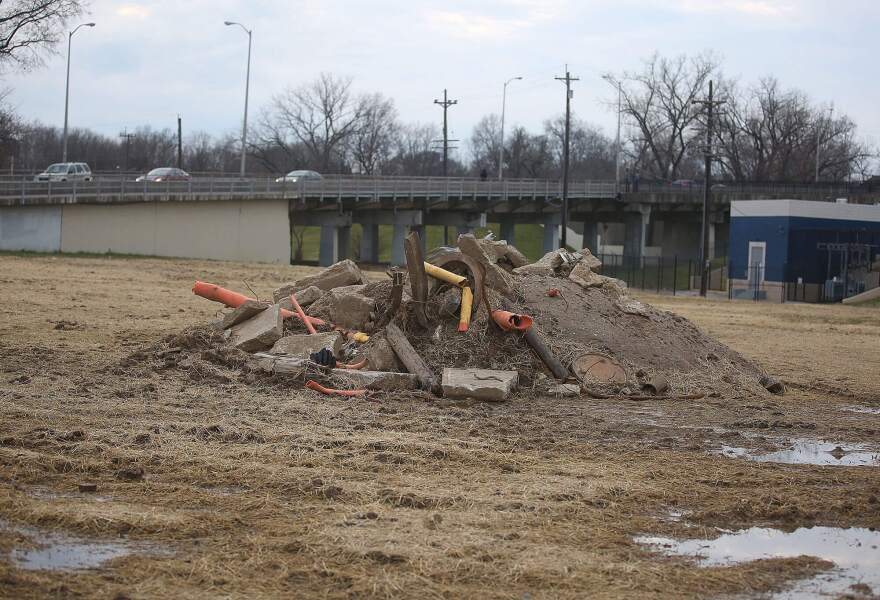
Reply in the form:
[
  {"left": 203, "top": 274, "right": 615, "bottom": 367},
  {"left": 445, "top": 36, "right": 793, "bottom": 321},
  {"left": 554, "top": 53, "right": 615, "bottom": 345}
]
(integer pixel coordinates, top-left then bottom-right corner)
[
  {"left": 332, "top": 369, "right": 419, "bottom": 391},
  {"left": 569, "top": 262, "right": 604, "bottom": 288},
  {"left": 441, "top": 368, "right": 518, "bottom": 402},
  {"left": 276, "top": 285, "right": 324, "bottom": 309},
  {"left": 577, "top": 247, "right": 603, "bottom": 271},
  {"left": 222, "top": 300, "right": 269, "bottom": 329},
  {"left": 478, "top": 239, "right": 529, "bottom": 269},
  {"left": 363, "top": 335, "right": 403, "bottom": 372},
  {"left": 227, "top": 304, "right": 282, "bottom": 352},
  {"left": 457, "top": 234, "right": 515, "bottom": 297},
  {"left": 270, "top": 332, "right": 343, "bottom": 358}
]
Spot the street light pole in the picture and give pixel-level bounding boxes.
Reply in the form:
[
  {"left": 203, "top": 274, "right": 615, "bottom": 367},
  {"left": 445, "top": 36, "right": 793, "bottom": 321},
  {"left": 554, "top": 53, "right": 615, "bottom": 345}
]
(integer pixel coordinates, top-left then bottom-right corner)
[
  {"left": 602, "top": 75, "right": 623, "bottom": 193},
  {"left": 498, "top": 76, "right": 521, "bottom": 180},
  {"left": 62, "top": 22, "right": 95, "bottom": 162},
  {"left": 225, "top": 21, "right": 252, "bottom": 178}
]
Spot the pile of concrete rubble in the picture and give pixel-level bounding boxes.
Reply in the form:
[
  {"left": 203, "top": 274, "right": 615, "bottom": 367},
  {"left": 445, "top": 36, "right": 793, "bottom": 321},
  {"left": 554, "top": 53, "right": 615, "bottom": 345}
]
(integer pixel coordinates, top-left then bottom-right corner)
[{"left": 192, "top": 233, "right": 781, "bottom": 401}]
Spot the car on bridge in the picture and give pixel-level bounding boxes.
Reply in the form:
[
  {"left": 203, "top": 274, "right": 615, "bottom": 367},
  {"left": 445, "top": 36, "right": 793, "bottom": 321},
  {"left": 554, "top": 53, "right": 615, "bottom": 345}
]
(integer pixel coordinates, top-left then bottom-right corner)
[
  {"left": 135, "top": 168, "right": 191, "bottom": 182},
  {"left": 275, "top": 170, "right": 323, "bottom": 183},
  {"left": 33, "top": 162, "right": 93, "bottom": 182}
]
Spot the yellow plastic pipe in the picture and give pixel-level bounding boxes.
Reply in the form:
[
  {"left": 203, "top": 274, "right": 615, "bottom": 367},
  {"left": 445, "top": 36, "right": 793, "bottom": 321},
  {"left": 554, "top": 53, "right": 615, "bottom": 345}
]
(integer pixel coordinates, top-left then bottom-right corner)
[
  {"left": 458, "top": 286, "right": 473, "bottom": 332},
  {"left": 424, "top": 262, "right": 467, "bottom": 287}
]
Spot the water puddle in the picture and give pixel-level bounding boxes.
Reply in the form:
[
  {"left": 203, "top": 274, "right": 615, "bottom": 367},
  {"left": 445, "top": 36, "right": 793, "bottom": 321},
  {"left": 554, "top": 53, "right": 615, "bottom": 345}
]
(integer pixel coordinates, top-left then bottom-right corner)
[
  {"left": 637, "top": 526, "right": 880, "bottom": 599},
  {"left": 841, "top": 405, "right": 880, "bottom": 415},
  {"left": 718, "top": 440, "right": 880, "bottom": 466},
  {"left": 1, "top": 519, "right": 168, "bottom": 571}
]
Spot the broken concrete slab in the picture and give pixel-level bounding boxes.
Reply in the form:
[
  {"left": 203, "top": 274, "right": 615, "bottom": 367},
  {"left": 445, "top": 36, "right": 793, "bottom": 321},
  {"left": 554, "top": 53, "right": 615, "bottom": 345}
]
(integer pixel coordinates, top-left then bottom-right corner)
[
  {"left": 273, "top": 260, "right": 363, "bottom": 301},
  {"left": 222, "top": 300, "right": 270, "bottom": 329},
  {"left": 441, "top": 368, "right": 518, "bottom": 401},
  {"left": 330, "top": 288, "right": 374, "bottom": 330},
  {"left": 513, "top": 248, "right": 580, "bottom": 277},
  {"left": 227, "top": 304, "right": 282, "bottom": 352},
  {"left": 363, "top": 334, "right": 403, "bottom": 372},
  {"left": 568, "top": 262, "right": 604, "bottom": 288},
  {"left": 248, "top": 353, "right": 418, "bottom": 391},
  {"left": 577, "top": 247, "right": 603, "bottom": 271},
  {"left": 270, "top": 332, "right": 343, "bottom": 358},
  {"left": 332, "top": 369, "right": 419, "bottom": 391},
  {"left": 478, "top": 238, "right": 530, "bottom": 270},
  {"left": 457, "top": 234, "right": 514, "bottom": 297},
  {"left": 276, "top": 285, "right": 324, "bottom": 310}
]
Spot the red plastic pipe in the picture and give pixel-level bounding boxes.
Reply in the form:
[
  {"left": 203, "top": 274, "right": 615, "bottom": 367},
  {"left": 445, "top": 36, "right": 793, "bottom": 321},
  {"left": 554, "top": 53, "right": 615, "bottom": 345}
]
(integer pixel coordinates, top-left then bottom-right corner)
[
  {"left": 305, "top": 380, "right": 367, "bottom": 397},
  {"left": 490, "top": 310, "right": 534, "bottom": 332},
  {"left": 290, "top": 293, "right": 317, "bottom": 335},
  {"left": 192, "top": 281, "right": 325, "bottom": 327}
]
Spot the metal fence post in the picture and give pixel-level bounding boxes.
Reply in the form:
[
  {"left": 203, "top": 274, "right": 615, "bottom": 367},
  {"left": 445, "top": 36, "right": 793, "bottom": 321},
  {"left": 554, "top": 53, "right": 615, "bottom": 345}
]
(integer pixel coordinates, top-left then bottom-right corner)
[{"left": 672, "top": 255, "right": 677, "bottom": 296}]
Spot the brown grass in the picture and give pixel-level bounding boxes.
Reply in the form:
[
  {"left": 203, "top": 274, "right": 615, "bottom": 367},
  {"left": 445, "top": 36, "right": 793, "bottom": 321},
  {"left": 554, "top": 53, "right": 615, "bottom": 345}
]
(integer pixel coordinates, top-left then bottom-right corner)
[{"left": 0, "top": 254, "right": 878, "bottom": 599}]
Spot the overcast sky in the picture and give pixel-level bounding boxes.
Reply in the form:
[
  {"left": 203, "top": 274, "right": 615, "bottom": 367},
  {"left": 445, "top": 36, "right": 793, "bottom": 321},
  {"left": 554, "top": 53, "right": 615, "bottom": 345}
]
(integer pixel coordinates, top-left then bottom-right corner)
[{"left": 4, "top": 0, "right": 879, "bottom": 161}]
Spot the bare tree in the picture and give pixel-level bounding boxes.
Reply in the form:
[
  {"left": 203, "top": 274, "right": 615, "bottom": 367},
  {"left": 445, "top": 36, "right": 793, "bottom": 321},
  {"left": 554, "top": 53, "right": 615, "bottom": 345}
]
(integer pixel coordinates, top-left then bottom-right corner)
[
  {"left": 0, "top": 0, "right": 86, "bottom": 71},
  {"left": 468, "top": 114, "right": 501, "bottom": 175},
  {"left": 386, "top": 122, "right": 443, "bottom": 176},
  {"left": 714, "top": 77, "right": 875, "bottom": 182},
  {"left": 350, "top": 92, "right": 398, "bottom": 175},
  {"left": 544, "top": 115, "right": 615, "bottom": 179},
  {"left": 263, "top": 73, "right": 364, "bottom": 173},
  {"left": 610, "top": 52, "right": 720, "bottom": 180},
  {"left": 505, "top": 126, "right": 553, "bottom": 179}
]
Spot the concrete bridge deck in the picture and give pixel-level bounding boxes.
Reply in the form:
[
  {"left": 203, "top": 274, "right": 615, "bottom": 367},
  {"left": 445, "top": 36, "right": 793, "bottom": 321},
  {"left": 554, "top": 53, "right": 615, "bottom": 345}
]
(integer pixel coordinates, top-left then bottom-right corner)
[{"left": 1, "top": 176, "right": 876, "bottom": 265}]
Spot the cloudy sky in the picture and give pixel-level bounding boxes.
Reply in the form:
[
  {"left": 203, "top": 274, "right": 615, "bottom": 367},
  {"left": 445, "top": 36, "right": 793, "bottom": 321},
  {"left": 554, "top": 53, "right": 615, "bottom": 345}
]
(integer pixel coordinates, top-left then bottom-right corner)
[{"left": 4, "top": 0, "right": 879, "bottom": 159}]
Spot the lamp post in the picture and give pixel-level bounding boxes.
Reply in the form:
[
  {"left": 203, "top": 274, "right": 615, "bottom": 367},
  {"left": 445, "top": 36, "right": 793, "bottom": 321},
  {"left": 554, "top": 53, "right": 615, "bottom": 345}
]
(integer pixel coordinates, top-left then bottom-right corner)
[
  {"left": 498, "top": 76, "right": 522, "bottom": 180},
  {"left": 62, "top": 22, "right": 95, "bottom": 162},
  {"left": 225, "top": 21, "right": 252, "bottom": 178},
  {"left": 602, "top": 75, "right": 623, "bottom": 193}
]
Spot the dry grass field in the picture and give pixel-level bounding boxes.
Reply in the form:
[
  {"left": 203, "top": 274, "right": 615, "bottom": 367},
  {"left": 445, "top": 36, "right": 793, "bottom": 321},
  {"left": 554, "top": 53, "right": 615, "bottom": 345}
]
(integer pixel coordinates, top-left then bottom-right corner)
[{"left": 0, "top": 254, "right": 878, "bottom": 599}]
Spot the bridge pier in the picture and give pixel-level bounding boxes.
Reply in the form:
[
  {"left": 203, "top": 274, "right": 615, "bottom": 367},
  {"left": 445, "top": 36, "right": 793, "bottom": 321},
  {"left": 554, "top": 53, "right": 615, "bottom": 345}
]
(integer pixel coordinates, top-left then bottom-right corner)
[
  {"left": 623, "top": 206, "right": 651, "bottom": 259},
  {"left": 293, "top": 212, "right": 352, "bottom": 267},
  {"left": 543, "top": 214, "right": 561, "bottom": 253},
  {"left": 499, "top": 218, "right": 516, "bottom": 246},
  {"left": 582, "top": 220, "right": 599, "bottom": 253},
  {"left": 360, "top": 224, "right": 379, "bottom": 263}
]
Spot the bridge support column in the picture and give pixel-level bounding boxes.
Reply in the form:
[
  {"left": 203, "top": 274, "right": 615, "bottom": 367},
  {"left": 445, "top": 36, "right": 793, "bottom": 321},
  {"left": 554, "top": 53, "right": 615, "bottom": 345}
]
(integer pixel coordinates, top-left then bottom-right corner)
[
  {"left": 319, "top": 225, "right": 339, "bottom": 267},
  {"left": 296, "top": 212, "right": 351, "bottom": 267},
  {"left": 360, "top": 224, "right": 379, "bottom": 263},
  {"left": 623, "top": 206, "right": 651, "bottom": 259},
  {"left": 499, "top": 218, "right": 515, "bottom": 246},
  {"left": 543, "top": 214, "right": 561, "bottom": 253},
  {"left": 582, "top": 220, "right": 599, "bottom": 254}
]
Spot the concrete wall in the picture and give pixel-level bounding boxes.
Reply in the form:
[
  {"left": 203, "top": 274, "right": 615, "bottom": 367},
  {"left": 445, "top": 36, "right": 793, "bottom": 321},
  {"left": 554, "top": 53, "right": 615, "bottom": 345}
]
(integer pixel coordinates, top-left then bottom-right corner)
[
  {"left": 0, "top": 200, "right": 291, "bottom": 263},
  {"left": 0, "top": 206, "right": 62, "bottom": 252},
  {"left": 40, "top": 199, "right": 289, "bottom": 263}
]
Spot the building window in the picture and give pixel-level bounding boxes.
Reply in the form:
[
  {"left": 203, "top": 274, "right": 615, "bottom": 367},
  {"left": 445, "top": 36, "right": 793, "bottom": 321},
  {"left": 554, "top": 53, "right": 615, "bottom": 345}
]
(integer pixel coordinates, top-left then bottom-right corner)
[{"left": 748, "top": 241, "right": 766, "bottom": 283}]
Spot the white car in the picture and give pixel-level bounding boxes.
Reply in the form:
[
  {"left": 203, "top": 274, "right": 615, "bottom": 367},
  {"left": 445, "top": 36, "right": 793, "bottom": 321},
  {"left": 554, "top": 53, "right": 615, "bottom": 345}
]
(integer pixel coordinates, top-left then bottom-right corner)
[
  {"left": 275, "top": 169, "right": 323, "bottom": 183},
  {"left": 34, "top": 162, "right": 93, "bottom": 182}
]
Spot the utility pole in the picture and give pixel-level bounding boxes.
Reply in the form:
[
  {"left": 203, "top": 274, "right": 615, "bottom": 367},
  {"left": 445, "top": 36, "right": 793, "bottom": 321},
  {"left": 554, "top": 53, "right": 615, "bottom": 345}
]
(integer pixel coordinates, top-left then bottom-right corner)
[
  {"left": 555, "top": 66, "right": 578, "bottom": 249},
  {"left": 177, "top": 115, "right": 183, "bottom": 169},
  {"left": 692, "top": 80, "right": 725, "bottom": 297},
  {"left": 815, "top": 103, "right": 834, "bottom": 183},
  {"left": 433, "top": 89, "right": 458, "bottom": 176},
  {"left": 119, "top": 128, "right": 135, "bottom": 172}
]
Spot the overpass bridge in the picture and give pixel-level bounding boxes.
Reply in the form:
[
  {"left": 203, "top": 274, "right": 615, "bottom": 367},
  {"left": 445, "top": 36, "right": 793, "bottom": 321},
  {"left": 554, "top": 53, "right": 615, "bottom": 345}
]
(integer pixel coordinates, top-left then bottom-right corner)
[{"left": 1, "top": 176, "right": 876, "bottom": 265}]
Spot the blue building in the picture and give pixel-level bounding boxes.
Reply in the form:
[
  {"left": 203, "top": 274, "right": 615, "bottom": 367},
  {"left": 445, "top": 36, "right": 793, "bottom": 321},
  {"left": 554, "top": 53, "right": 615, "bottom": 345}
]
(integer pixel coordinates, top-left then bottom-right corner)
[{"left": 728, "top": 200, "right": 880, "bottom": 302}]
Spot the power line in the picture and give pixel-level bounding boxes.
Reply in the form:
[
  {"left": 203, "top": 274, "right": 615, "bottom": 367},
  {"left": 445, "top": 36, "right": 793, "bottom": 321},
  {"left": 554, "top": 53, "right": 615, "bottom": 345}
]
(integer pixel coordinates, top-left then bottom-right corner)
[
  {"left": 433, "top": 89, "right": 458, "bottom": 176},
  {"left": 555, "top": 66, "right": 579, "bottom": 249},
  {"left": 118, "top": 128, "right": 135, "bottom": 171}
]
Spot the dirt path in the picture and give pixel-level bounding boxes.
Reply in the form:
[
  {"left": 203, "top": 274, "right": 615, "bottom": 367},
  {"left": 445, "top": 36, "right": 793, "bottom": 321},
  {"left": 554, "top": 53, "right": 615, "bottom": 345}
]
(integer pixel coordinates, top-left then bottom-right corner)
[{"left": 0, "top": 255, "right": 878, "bottom": 599}]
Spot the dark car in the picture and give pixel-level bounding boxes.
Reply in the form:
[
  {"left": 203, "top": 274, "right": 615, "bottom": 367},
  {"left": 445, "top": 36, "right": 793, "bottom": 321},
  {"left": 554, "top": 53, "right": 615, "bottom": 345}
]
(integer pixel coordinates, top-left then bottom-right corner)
[{"left": 136, "top": 168, "right": 191, "bottom": 182}]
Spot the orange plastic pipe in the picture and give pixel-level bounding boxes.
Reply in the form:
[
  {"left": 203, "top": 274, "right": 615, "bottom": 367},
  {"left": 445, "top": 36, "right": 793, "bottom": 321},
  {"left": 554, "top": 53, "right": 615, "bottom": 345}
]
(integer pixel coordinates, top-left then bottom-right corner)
[
  {"left": 290, "top": 293, "right": 317, "bottom": 335},
  {"left": 491, "top": 310, "right": 534, "bottom": 332},
  {"left": 192, "top": 281, "right": 325, "bottom": 327},
  {"left": 338, "top": 359, "right": 368, "bottom": 370},
  {"left": 305, "top": 380, "right": 367, "bottom": 397}
]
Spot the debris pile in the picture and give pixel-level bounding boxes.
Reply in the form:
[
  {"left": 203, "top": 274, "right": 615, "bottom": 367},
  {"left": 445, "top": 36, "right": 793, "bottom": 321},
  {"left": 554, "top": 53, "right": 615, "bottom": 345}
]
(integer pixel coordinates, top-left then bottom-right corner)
[{"left": 177, "top": 233, "right": 779, "bottom": 402}]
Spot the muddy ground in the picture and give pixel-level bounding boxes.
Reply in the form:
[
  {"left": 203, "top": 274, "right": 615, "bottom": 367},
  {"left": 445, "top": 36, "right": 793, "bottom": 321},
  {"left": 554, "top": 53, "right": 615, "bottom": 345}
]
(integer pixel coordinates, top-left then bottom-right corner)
[{"left": 0, "top": 254, "right": 878, "bottom": 600}]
